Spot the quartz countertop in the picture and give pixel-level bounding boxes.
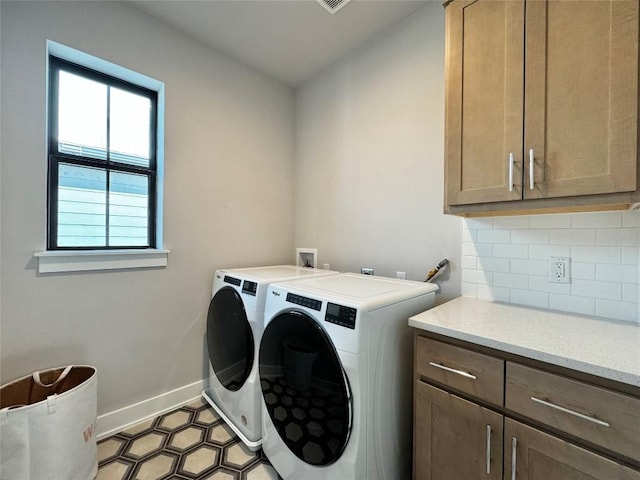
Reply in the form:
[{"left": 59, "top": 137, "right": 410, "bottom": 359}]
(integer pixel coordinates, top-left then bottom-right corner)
[{"left": 409, "top": 296, "right": 640, "bottom": 388}]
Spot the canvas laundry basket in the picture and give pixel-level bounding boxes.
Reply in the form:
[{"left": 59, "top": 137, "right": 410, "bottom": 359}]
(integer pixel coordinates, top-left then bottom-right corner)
[{"left": 0, "top": 365, "right": 97, "bottom": 480}]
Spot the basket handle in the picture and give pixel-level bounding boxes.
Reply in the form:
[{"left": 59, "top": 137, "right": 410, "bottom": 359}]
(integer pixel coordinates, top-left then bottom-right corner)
[{"left": 33, "top": 365, "right": 73, "bottom": 387}]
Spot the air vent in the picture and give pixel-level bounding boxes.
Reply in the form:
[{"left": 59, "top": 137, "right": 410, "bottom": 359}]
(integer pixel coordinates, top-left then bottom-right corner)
[{"left": 316, "top": 0, "right": 353, "bottom": 14}]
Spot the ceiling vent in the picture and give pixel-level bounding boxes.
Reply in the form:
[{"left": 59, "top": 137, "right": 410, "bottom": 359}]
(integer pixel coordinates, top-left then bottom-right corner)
[{"left": 316, "top": 0, "right": 353, "bottom": 14}]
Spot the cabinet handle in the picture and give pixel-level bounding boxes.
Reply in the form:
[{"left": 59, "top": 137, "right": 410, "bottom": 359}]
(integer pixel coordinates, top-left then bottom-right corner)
[
  {"left": 485, "top": 425, "right": 491, "bottom": 474},
  {"left": 508, "top": 152, "right": 514, "bottom": 192},
  {"left": 428, "top": 362, "right": 477, "bottom": 380},
  {"left": 511, "top": 437, "right": 517, "bottom": 480},
  {"left": 530, "top": 396, "right": 610, "bottom": 427},
  {"left": 529, "top": 149, "right": 535, "bottom": 190}
]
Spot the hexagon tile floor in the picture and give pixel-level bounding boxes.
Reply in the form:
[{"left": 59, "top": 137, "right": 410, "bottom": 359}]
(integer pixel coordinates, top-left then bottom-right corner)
[{"left": 97, "top": 397, "right": 280, "bottom": 480}]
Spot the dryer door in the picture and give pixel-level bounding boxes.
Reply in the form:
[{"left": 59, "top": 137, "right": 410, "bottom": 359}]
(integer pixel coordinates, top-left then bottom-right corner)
[
  {"left": 259, "top": 311, "right": 352, "bottom": 466},
  {"left": 207, "top": 287, "right": 254, "bottom": 391}
]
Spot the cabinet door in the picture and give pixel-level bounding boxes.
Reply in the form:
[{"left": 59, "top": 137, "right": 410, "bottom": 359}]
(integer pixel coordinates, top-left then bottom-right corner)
[
  {"left": 414, "top": 380, "right": 503, "bottom": 479},
  {"left": 445, "top": 0, "right": 524, "bottom": 206},
  {"left": 504, "top": 418, "right": 640, "bottom": 480},
  {"left": 524, "top": 0, "right": 639, "bottom": 199}
]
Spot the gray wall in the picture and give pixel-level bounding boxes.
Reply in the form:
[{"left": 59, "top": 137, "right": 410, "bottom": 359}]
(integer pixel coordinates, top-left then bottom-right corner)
[
  {"left": 1, "top": 1, "right": 295, "bottom": 414},
  {"left": 294, "top": 3, "right": 461, "bottom": 302},
  {"left": 2, "top": 1, "right": 463, "bottom": 417}
]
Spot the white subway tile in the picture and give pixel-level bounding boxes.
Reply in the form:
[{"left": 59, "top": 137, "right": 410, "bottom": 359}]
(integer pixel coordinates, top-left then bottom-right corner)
[
  {"left": 529, "top": 214, "right": 571, "bottom": 229},
  {"left": 549, "top": 294, "right": 596, "bottom": 316},
  {"left": 622, "top": 283, "right": 639, "bottom": 303},
  {"left": 571, "top": 279, "right": 621, "bottom": 301},
  {"left": 493, "top": 216, "right": 529, "bottom": 229},
  {"left": 596, "top": 264, "right": 638, "bottom": 283},
  {"left": 492, "top": 244, "right": 529, "bottom": 259},
  {"left": 596, "top": 228, "right": 639, "bottom": 246},
  {"left": 464, "top": 218, "right": 494, "bottom": 230},
  {"left": 463, "top": 242, "right": 493, "bottom": 257},
  {"left": 462, "top": 227, "right": 477, "bottom": 243},
  {"left": 510, "top": 259, "right": 548, "bottom": 276},
  {"left": 510, "top": 289, "right": 549, "bottom": 309},
  {"left": 529, "top": 244, "right": 571, "bottom": 259},
  {"left": 461, "top": 255, "right": 477, "bottom": 270},
  {"left": 595, "top": 299, "right": 638, "bottom": 323},
  {"left": 478, "top": 229, "right": 510, "bottom": 244},
  {"left": 571, "top": 262, "right": 596, "bottom": 280},
  {"left": 571, "top": 246, "right": 621, "bottom": 264},
  {"left": 477, "top": 285, "right": 510, "bottom": 303},
  {"left": 477, "top": 257, "right": 510, "bottom": 273},
  {"left": 529, "top": 276, "right": 571, "bottom": 295},
  {"left": 622, "top": 210, "right": 640, "bottom": 227},
  {"left": 461, "top": 282, "right": 477, "bottom": 298},
  {"left": 622, "top": 247, "right": 639, "bottom": 265},
  {"left": 550, "top": 229, "right": 596, "bottom": 245},
  {"left": 494, "top": 272, "right": 529, "bottom": 289},
  {"left": 510, "top": 229, "right": 549, "bottom": 244},
  {"left": 570, "top": 211, "right": 622, "bottom": 228},
  {"left": 462, "top": 269, "right": 492, "bottom": 285}
]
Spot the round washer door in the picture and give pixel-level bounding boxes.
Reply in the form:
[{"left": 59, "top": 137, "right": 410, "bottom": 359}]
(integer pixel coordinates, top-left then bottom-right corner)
[
  {"left": 259, "top": 311, "right": 352, "bottom": 466},
  {"left": 207, "top": 287, "right": 254, "bottom": 391}
]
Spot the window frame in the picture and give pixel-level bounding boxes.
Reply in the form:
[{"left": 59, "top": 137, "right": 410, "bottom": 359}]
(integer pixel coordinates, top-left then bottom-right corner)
[{"left": 47, "top": 56, "right": 158, "bottom": 251}]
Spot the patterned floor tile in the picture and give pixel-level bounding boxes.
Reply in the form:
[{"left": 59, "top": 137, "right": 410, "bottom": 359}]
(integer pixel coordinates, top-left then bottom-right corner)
[{"left": 98, "top": 399, "right": 280, "bottom": 480}]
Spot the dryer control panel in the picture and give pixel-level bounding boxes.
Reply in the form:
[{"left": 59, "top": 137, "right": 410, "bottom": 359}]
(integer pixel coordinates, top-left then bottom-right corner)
[{"left": 325, "top": 302, "right": 357, "bottom": 330}]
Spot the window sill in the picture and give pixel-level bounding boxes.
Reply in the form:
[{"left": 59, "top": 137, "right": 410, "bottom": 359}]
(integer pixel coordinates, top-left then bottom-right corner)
[{"left": 34, "top": 249, "right": 169, "bottom": 274}]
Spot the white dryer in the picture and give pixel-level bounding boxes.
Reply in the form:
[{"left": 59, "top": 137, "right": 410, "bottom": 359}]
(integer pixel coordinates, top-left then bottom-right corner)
[
  {"left": 259, "top": 273, "right": 439, "bottom": 479},
  {"left": 202, "top": 265, "right": 337, "bottom": 450}
]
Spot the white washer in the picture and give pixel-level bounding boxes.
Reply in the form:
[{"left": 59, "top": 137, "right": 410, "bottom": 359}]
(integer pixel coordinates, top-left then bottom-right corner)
[
  {"left": 202, "top": 265, "right": 338, "bottom": 450},
  {"left": 259, "top": 273, "right": 439, "bottom": 479}
]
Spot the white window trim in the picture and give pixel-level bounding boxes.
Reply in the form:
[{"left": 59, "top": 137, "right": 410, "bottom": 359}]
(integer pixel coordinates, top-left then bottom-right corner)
[
  {"left": 34, "top": 249, "right": 169, "bottom": 274},
  {"left": 43, "top": 41, "right": 166, "bottom": 273}
]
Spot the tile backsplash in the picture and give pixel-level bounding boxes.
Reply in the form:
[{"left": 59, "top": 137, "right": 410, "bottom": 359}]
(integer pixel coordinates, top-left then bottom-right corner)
[{"left": 461, "top": 210, "right": 640, "bottom": 323}]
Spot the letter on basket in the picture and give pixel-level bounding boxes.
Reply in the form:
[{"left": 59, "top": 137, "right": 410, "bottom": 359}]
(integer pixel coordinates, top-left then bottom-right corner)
[{"left": 83, "top": 421, "right": 96, "bottom": 442}]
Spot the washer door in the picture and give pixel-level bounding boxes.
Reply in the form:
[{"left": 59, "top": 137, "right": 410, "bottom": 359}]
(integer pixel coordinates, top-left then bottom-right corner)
[
  {"left": 207, "top": 287, "right": 254, "bottom": 391},
  {"left": 259, "top": 311, "right": 352, "bottom": 466}
]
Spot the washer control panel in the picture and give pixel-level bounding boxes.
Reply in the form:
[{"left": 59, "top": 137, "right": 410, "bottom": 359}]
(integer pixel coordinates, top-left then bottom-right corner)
[
  {"left": 242, "top": 280, "right": 257, "bottom": 296},
  {"left": 286, "top": 293, "right": 322, "bottom": 311},
  {"left": 325, "top": 302, "right": 357, "bottom": 330},
  {"left": 224, "top": 275, "right": 241, "bottom": 286}
]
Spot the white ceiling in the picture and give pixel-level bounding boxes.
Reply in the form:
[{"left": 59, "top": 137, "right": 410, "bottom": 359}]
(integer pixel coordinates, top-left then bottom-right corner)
[{"left": 131, "top": 0, "right": 430, "bottom": 87}]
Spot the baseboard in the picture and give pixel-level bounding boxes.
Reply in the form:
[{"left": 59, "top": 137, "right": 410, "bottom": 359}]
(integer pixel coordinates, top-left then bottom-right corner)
[{"left": 96, "top": 379, "right": 205, "bottom": 440}]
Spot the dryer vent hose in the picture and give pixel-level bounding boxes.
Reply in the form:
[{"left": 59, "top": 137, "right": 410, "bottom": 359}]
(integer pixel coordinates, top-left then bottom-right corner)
[{"left": 425, "top": 258, "right": 449, "bottom": 283}]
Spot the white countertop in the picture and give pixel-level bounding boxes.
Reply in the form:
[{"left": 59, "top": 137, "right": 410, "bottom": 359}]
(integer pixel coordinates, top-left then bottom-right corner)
[{"left": 409, "top": 296, "right": 640, "bottom": 388}]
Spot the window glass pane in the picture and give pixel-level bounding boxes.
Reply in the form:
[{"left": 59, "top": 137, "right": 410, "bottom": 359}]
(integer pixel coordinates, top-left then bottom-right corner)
[
  {"left": 58, "top": 71, "right": 107, "bottom": 160},
  {"left": 57, "top": 164, "right": 106, "bottom": 247},
  {"left": 109, "top": 172, "right": 149, "bottom": 247},
  {"left": 110, "top": 88, "right": 151, "bottom": 167}
]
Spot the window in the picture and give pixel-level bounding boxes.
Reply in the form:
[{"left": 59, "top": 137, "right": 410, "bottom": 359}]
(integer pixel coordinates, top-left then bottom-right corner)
[{"left": 48, "top": 56, "right": 158, "bottom": 250}]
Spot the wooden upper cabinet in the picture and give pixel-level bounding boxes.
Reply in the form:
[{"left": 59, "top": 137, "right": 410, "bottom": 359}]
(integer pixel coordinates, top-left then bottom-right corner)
[
  {"left": 445, "top": 0, "right": 640, "bottom": 212},
  {"left": 525, "top": 0, "right": 639, "bottom": 199},
  {"left": 445, "top": 0, "right": 524, "bottom": 205}
]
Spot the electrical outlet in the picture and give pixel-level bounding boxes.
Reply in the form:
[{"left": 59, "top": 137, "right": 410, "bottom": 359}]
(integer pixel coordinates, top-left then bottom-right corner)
[
  {"left": 361, "top": 267, "right": 374, "bottom": 275},
  {"left": 549, "top": 257, "right": 570, "bottom": 283},
  {"left": 322, "top": 263, "right": 330, "bottom": 270},
  {"left": 396, "top": 271, "right": 406, "bottom": 280}
]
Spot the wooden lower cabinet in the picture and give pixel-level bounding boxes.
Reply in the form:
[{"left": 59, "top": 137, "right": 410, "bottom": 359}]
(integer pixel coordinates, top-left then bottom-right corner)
[
  {"left": 413, "top": 334, "right": 640, "bottom": 480},
  {"left": 504, "top": 419, "right": 640, "bottom": 480},
  {"left": 414, "top": 380, "right": 503, "bottom": 479}
]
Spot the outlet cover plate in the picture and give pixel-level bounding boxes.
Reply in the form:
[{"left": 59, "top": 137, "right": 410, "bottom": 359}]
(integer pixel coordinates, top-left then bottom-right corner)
[{"left": 549, "top": 257, "right": 570, "bottom": 284}]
